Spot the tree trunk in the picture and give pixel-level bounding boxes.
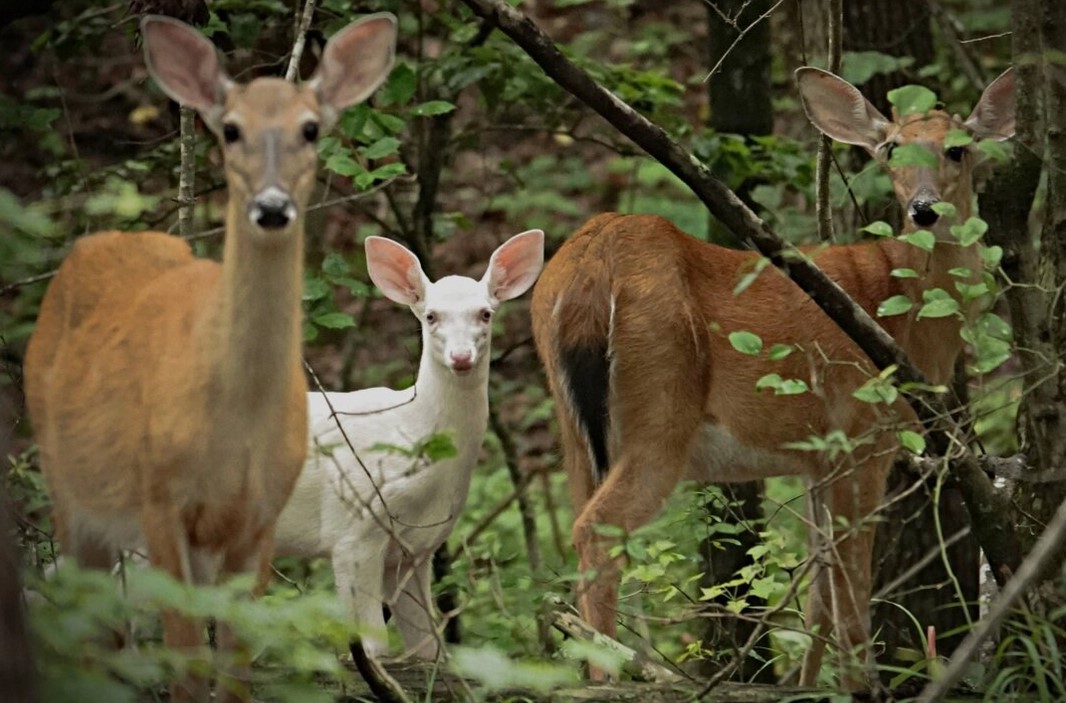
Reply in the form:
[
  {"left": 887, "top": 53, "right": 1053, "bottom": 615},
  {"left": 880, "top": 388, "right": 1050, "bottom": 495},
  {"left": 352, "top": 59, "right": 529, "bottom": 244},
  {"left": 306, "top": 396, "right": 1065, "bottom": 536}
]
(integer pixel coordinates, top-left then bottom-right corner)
[
  {"left": 1003, "top": 0, "right": 1066, "bottom": 592},
  {"left": 699, "top": 0, "right": 774, "bottom": 683}
]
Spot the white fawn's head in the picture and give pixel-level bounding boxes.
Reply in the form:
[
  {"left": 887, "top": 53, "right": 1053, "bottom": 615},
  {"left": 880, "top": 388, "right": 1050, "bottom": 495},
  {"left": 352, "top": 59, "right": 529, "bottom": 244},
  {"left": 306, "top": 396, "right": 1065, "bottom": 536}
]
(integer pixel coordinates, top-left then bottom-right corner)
[
  {"left": 796, "top": 67, "right": 1015, "bottom": 235},
  {"left": 365, "top": 231, "right": 544, "bottom": 376},
  {"left": 140, "top": 14, "right": 396, "bottom": 238}
]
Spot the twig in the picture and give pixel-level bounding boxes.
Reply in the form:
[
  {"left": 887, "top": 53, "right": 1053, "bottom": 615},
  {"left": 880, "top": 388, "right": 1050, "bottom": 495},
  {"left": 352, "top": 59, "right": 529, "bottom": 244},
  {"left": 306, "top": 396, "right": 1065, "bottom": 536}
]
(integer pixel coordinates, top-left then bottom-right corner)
[
  {"left": 177, "top": 106, "right": 196, "bottom": 237},
  {"left": 814, "top": 0, "right": 841, "bottom": 243},
  {"left": 917, "top": 494, "right": 1066, "bottom": 702},
  {"left": 702, "top": 0, "right": 785, "bottom": 81},
  {"left": 350, "top": 640, "right": 412, "bottom": 703},
  {"left": 285, "top": 0, "right": 318, "bottom": 82}
]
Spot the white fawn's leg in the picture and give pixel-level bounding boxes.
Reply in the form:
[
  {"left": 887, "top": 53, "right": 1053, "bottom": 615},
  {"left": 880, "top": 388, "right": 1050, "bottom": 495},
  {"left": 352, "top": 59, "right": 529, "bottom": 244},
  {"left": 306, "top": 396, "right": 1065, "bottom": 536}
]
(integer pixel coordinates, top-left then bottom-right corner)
[
  {"left": 387, "top": 556, "right": 439, "bottom": 660},
  {"left": 333, "top": 537, "right": 389, "bottom": 658}
]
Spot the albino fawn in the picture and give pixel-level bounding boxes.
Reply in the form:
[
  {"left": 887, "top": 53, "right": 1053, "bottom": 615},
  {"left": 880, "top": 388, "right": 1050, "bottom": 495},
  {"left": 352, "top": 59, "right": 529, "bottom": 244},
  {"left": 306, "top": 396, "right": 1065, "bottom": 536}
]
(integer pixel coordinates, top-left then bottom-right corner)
[
  {"left": 531, "top": 68, "right": 1014, "bottom": 688},
  {"left": 22, "top": 15, "right": 395, "bottom": 702},
  {"left": 273, "top": 230, "right": 544, "bottom": 660}
]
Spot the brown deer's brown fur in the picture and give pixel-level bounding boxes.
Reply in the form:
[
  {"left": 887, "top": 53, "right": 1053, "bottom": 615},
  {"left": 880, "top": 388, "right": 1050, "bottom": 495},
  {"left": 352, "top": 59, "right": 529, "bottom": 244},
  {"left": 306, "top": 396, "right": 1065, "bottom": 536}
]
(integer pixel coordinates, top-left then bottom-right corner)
[
  {"left": 23, "top": 15, "right": 396, "bottom": 703},
  {"left": 531, "top": 68, "right": 1015, "bottom": 688}
]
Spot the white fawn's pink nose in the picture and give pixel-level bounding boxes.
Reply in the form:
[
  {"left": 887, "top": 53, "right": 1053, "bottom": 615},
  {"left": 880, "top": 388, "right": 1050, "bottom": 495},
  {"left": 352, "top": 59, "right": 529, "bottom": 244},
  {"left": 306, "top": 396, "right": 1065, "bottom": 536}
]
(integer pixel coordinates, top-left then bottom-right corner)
[{"left": 449, "top": 351, "right": 474, "bottom": 371}]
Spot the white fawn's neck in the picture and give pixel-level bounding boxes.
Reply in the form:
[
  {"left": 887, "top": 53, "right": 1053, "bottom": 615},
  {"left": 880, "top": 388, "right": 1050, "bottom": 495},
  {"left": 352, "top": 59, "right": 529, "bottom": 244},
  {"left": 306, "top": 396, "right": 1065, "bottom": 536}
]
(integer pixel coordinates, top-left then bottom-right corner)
[
  {"left": 215, "top": 202, "right": 304, "bottom": 409},
  {"left": 412, "top": 332, "right": 490, "bottom": 426}
]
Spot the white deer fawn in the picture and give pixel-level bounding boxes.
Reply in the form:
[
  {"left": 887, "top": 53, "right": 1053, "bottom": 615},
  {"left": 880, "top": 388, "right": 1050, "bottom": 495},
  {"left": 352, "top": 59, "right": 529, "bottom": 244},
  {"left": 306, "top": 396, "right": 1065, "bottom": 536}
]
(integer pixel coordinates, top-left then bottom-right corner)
[
  {"left": 273, "top": 230, "right": 544, "bottom": 660},
  {"left": 22, "top": 15, "right": 395, "bottom": 702},
  {"left": 531, "top": 68, "right": 1014, "bottom": 688}
]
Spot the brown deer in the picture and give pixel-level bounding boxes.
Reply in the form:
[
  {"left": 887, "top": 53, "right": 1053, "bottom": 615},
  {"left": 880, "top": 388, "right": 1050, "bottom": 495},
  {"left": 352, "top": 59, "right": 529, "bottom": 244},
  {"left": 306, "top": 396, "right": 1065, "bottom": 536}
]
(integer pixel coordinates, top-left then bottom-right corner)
[
  {"left": 22, "top": 14, "right": 396, "bottom": 702},
  {"left": 530, "top": 68, "right": 1015, "bottom": 688}
]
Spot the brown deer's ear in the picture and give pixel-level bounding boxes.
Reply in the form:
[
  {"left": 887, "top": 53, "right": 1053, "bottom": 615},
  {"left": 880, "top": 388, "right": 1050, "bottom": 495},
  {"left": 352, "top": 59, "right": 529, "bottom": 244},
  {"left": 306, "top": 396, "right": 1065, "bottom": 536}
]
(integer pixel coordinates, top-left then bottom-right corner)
[
  {"left": 965, "top": 68, "right": 1015, "bottom": 141},
  {"left": 795, "top": 67, "right": 890, "bottom": 153},
  {"left": 141, "top": 15, "right": 230, "bottom": 130},
  {"left": 309, "top": 13, "right": 397, "bottom": 130}
]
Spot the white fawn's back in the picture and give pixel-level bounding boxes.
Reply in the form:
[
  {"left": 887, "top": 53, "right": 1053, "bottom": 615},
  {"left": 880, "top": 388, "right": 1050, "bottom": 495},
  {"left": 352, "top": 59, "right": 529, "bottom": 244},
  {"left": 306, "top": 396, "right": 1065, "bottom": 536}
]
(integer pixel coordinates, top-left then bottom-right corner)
[
  {"left": 273, "top": 230, "right": 543, "bottom": 661},
  {"left": 531, "top": 68, "right": 1014, "bottom": 688},
  {"left": 23, "top": 14, "right": 396, "bottom": 703}
]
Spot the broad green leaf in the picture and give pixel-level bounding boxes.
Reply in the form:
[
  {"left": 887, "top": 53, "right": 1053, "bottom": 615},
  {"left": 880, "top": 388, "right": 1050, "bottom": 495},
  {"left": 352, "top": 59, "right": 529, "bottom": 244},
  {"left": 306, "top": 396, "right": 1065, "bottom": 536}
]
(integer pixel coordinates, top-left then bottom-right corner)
[
  {"left": 918, "top": 288, "right": 960, "bottom": 319},
  {"left": 956, "top": 281, "right": 990, "bottom": 302},
  {"left": 891, "top": 268, "right": 920, "bottom": 279},
  {"left": 898, "top": 430, "right": 926, "bottom": 454},
  {"left": 948, "top": 267, "right": 974, "bottom": 278},
  {"left": 889, "top": 143, "right": 938, "bottom": 168},
  {"left": 977, "top": 140, "right": 1011, "bottom": 162},
  {"left": 950, "top": 217, "right": 988, "bottom": 246},
  {"left": 411, "top": 100, "right": 456, "bottom": 117},
  {"left": 853, "top": 377, "right": 899, "bottom": 405},
  {"left": 728, "top": 330, "right": 763, "bottom": 356},
  {"left": 302, "top": 276, "right": 330, "bottom": 302},
  {"left": 944, "top": 129, "right": 974, "bottom": 148},
  {"left": 886, "top": 84, "right": 937, "bottom": 115},
  {"left": 862, "top": 220, "right": 894, "bottom": 237},
  {"left": 839, "top": 51, "right": 915, "bottom": 85},
  {"left": 768, "top": 343, "right": 794, "bottom": 361},
  {"left": 379, "top": 62, "right": 416, "bottom": 106},
  {"left": 360, "top": 137, "right": 401, "bottom": 160},
  {"left": 899, "top": 229, "right": 935, "bottom": 252},
  {"left": 312, "top": 312, "right": 356, "bottom": 329},
  {"left": 878, "top": 295, "right": 913, "bottom": 317},
  {"left": 981, "top": 245, "right": 1004, "bottom": 269},
  {"left": 932, "top": 201, "right": 957, "bottom": 218}
]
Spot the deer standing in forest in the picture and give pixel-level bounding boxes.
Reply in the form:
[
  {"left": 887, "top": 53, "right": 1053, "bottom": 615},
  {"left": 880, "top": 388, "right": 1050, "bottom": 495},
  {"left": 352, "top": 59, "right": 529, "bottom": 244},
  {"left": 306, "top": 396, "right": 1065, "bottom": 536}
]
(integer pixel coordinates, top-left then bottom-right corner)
[
  {"left": 273, "top": 230, "right": 543, "bottom": 661},
  {"left": 22, "top": 15, "right": 396, "bottom": 702},
  {"left": 531, "top": 68, "right": 1015, "bottom": 688}
]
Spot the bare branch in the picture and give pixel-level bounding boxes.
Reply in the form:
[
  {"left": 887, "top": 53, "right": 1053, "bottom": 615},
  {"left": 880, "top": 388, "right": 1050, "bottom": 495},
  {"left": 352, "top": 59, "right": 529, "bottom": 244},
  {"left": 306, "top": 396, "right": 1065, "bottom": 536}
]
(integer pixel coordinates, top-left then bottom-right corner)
[{"left": 285, "top": 0, "right": 318, "bottom": 82}]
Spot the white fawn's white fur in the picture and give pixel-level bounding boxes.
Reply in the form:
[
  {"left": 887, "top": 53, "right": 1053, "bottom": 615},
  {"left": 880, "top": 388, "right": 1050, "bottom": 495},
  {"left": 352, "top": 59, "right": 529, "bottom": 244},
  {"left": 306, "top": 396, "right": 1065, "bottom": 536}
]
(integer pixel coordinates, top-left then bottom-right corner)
[{"left": 274, "top": 230, "right": 544, "bottom": 659}]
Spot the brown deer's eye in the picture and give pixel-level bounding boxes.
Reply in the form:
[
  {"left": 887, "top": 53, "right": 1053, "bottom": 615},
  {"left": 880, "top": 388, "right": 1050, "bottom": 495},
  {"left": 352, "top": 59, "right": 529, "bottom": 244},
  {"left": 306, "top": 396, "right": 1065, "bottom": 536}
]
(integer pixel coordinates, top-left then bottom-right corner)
[
  {"left": 222, "top": 123, "right": 241, "bottom": 144},
  {"left": 302, "top": 121, "right": 319, "bottom": 143},
  {"left": 946, "top": 146, "right": 966, "bottom": 162}
]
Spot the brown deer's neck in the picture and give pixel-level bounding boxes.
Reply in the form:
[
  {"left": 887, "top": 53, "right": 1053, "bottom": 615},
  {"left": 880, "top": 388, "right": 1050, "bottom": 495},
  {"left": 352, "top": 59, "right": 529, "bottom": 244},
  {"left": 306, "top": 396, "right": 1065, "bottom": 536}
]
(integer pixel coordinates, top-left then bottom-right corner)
[{"left": 214, "top": 199, "right": 304, "bottom": 409}]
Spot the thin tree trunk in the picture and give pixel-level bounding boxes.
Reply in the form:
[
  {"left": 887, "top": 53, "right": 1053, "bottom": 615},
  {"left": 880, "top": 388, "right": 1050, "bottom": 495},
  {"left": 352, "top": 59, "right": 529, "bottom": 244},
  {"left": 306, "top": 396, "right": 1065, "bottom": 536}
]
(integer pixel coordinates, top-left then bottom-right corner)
[{"left": 699, "top": 0, "right": 774, "bottom": 683}]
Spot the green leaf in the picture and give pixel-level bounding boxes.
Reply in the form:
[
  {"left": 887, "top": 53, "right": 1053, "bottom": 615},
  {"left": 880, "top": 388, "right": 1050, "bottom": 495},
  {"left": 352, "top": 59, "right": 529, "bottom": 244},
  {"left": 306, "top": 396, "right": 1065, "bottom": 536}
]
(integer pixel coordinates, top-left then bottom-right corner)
[
  {"left": 378, "top": 62, "right": 416, "bottom": 106},
  {"left": 889, "top": 143, "right": 939, "bottom": 168},
  {"left": 728, "top": 331, "right": 763, "bottom": 356},
  {"left": 981, "top": 245, "right": 1004, "bottom": 269},
  {"left": 932, "top": 201, "right": 957, "bottom": 218},
  {"left": 852, "top": 376, "right": 899, "bottom": 405},
  {"left": 944, "top": 129, "right": 974, "bottom": 148},
  {"left": 312, "top": 312, "right": 356, "bottom": 329},
  {"left": 755, "top": 373, "right": 809, "bottom": 395},
  {"left": 411, "top": 100, "right": 456, "bottom": 117},
  {"left": 877, "top": 295, "right": 913, "bottom": 317},
  {"left": 321, "top": 252, "right": 350, "bottom": 278},
  {"left": 768, "top": 344, "right": 794, "bottom": 361},
  {"left": 886, "top": 84, "right": 938, "bottom": 115},
  {"left": 324, "top": 151, "right": 365, "bottom": 178},
  {"left": 918, "top": 288, "right": 960, "bottom": 319},
  {"left": 950, "top": 217, "right": 988, "bottom": 246},
  {"left": 839, "top": 51, "right": 915, "bottom": 86},
  {"left": 897, "top": 430, "right": 926, "bottom": 454},
  {"left": 302, "top": 276, "right": 330, "bottom": 302},
  {"left": 977, "top": 139, "right": 1012, "bottom": 162},
  {"left": 421, "top": 432, "right": 458, "bottom": 462},
  {"left": 891, "top": 268, "right": 920, "bottom": 279},
  {"left": 948, "top": 267, "right": 974, "bottom": 278},
  {"left": 359, "top": 137, "right": 401, "bottom": 160},
  {"left": 956, "top": 281, "right": 990, "bottom": 302},
  {"left": 862, "top": 220, "right": 894, "bottom": 237},
  {"left": 899, "top": 229, "right": 935, "bottom": 252}
]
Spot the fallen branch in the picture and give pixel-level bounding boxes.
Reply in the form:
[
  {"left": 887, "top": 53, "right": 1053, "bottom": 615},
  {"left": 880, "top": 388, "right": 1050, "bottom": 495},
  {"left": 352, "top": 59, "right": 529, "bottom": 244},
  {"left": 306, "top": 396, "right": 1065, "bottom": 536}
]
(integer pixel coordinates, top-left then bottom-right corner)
[{"left": 549, "top": 604, "right": 680, "bottom": 684}]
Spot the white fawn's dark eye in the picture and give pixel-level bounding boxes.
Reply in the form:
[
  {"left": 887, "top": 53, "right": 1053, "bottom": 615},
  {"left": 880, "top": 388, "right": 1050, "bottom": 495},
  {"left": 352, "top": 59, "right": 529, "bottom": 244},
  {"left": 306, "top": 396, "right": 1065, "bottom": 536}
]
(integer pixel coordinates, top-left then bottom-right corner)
[
  {"left": 425, "top": 311, "right": 437, "bottom": 324},
  {"left": 946, "top": 146, "right": 966, "bottom": 162},
  {"left": 480, "top": 309, "right": 492, "bottom": 322},
  {"left": 302, "top": 121, "right": 319, "bottom": 143},
  {"left": 222, "top": 123, "right": 241, "bottom": 144}
]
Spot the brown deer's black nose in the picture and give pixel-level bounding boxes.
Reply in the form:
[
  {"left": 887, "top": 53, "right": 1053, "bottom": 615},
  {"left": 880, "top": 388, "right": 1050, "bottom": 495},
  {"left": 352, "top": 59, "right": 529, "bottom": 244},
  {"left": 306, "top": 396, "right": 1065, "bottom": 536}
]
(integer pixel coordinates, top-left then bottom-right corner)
[{"left": 910, "top": 199, "right": 940, "bottom": 228}]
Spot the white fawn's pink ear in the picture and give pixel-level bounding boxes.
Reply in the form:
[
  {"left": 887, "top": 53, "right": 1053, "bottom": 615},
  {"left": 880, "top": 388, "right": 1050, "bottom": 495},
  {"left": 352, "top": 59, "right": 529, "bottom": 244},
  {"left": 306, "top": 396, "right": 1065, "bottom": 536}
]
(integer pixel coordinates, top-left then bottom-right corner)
[
  {"left": 140, "top": 16, "right": 231, "bottom": 131},
  {"left": 483, "top": 229, "right": 545, "bottom": 304},
  {"left": 795, "top": 67, "right": 890, "bottom": 152},
  {"left": 309, "top": 13, "right": 397, "bottom": 130},
  {"left": 965, "top": 68, "right": 1015, "bottom": 141},
  {"left": 365, "top": 236, "right": 427, "bottom": 306}
]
